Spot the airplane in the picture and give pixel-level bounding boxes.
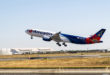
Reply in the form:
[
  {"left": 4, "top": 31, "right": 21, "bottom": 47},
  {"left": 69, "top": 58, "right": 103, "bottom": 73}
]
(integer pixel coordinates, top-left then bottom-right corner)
[{"left": 25, "top": 28, "right": 106, "bottom": 47}]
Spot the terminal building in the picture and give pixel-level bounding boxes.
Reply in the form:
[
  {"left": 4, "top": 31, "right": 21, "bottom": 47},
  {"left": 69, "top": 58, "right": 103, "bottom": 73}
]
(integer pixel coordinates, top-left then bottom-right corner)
[{"left": 0, "top": 48, "right": 54, "bottom": 55}]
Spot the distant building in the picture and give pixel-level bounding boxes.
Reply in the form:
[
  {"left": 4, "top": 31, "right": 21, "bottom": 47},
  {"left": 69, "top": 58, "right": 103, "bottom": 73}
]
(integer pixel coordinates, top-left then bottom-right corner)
[
  {"left": 0, "top": 48, "right": 12, "bottom": 55},
  {"left": 37, "top": 48, "right": 54, "bottom": 53},
  {"left": 11, "top": 48, "right": 38, "bottom": 54},
  {"left": 0, "top": 48, "right": 54, "bottom": 55}
]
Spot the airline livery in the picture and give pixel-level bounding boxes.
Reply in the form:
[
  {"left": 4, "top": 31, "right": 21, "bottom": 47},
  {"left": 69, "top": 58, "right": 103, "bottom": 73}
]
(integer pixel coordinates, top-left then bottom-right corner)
[{"left": 25, "top": 29, "right": 106, "bottom": 47}]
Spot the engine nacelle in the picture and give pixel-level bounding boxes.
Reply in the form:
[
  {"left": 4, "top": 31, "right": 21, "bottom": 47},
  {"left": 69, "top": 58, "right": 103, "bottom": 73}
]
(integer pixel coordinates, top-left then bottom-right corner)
[{"left": 42, "top": 36, "right": 52, "bottom": 41}]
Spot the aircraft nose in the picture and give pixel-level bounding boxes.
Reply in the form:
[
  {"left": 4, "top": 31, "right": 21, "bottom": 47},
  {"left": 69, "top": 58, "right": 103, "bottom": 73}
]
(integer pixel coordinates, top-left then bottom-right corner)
[
  {"left": 25, "top": 30, "right": 29, "bottom": 33},
  {"left": 25, "top": 29, "right": 33, "bottom": 33}
]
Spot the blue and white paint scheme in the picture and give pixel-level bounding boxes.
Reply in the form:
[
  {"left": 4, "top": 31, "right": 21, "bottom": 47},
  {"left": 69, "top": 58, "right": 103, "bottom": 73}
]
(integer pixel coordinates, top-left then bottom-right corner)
[{"left": 25, "top": 29, "right": 106, "bottom": 47}]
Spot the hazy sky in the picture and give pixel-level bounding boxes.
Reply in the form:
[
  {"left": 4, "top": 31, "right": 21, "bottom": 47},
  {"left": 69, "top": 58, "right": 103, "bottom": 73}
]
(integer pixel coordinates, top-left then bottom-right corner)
[{"left": 0, "top": 0, "right": 110, "bottom": 50}]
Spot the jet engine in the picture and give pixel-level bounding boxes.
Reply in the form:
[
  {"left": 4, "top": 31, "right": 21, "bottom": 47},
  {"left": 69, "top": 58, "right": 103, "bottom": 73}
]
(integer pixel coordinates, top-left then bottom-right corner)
[{"left": 43, "top": 36, "right": 52, "bottom": 41}]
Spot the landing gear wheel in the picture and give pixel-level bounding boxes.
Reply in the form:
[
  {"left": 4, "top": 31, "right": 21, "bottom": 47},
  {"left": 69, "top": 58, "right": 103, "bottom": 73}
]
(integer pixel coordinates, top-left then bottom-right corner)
[
  {"left": 63, "top": 42, "right": 67, "bottom": 47},
  {"left": 56, "top": 42, "right": 61, "bottom": 46}
]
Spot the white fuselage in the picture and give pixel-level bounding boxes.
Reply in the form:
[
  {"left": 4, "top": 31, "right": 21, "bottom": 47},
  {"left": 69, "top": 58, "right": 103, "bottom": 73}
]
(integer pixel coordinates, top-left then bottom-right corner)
[
  {"left": 26, "top": 29, "right": 54, "bottom": 37},
  {"left": 25, "top": 29, "right": 70, "bottom": 43}
]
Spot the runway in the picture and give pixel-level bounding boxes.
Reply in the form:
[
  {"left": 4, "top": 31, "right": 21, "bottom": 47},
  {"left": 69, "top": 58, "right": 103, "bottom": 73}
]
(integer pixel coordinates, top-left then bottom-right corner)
[
  {"left": 0, "top": 54, "right": 104, "bottom": 61},
  {"left": 0, "top": 69, "right": 109, "bottom": 75},
  {"left": 30, "top": 54, "right": 101, "bottom": 59},
  {"left": 0, "top": 54, "right": 109, "bottom": 61}
]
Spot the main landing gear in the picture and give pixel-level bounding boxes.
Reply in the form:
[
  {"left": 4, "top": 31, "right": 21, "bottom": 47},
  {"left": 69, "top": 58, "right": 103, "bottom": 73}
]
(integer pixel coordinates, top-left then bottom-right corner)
[
  {"left": 56, "top": 42, "right": 67, "bottom": 47},
  {"left": 63, "top": 42, "right": 67, "bottom": 47},
  {"left": 56, "top": 42, "right": 61, "bottom": 46}
]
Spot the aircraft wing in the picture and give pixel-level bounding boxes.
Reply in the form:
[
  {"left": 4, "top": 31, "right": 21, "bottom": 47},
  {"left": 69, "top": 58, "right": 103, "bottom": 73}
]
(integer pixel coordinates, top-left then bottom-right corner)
[{"left": 51, "top": 32, "right": 61, "bottom": 42}]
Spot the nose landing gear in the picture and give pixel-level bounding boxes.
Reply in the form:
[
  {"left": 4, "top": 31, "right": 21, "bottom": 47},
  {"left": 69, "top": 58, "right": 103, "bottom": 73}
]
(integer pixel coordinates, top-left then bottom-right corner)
[{"left": 31, "top": 36, "right": 33, "bottom": 39}]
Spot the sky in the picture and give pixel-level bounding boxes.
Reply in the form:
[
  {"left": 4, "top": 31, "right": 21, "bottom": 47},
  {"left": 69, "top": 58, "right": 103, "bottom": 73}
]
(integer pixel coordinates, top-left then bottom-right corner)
[{"left": 0, "top": 0, "right": 110, "bottom": 50}]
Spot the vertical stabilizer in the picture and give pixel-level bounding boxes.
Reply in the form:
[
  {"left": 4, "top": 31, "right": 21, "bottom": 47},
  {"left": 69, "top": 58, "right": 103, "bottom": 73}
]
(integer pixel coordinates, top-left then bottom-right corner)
[{"left": 89, "top": 29, "right": 106, "bottom": 41}]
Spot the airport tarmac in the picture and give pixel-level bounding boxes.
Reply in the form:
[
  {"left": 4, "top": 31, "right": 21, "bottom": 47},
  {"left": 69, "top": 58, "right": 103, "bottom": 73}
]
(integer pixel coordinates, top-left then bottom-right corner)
[
  {"left": 30, "top": 54, "right": 103, "bottom": 59},
  {"left": 0, "top": 54, "right": 109, "bottom": 61},
  {"left": 0, "top": 69, "right": 109, "bottom": 75}
]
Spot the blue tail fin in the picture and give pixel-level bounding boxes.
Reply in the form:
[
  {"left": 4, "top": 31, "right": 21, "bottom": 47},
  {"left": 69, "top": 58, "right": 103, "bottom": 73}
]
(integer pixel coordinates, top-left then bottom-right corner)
[{"left": 90, "top": 29, "right": 106, "bottom": 41}]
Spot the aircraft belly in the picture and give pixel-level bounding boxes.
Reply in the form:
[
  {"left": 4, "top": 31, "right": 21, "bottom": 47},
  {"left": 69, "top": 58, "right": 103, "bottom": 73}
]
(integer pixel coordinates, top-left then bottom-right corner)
[
  {"left": 52, "top": 38, "right": 61, "bottom": 42},
  {"left": 60, "top": 35, "right": 70, "bottom": 43},
  {"left": 32, "top": 33, "right": 43, "bottom": 37}
]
